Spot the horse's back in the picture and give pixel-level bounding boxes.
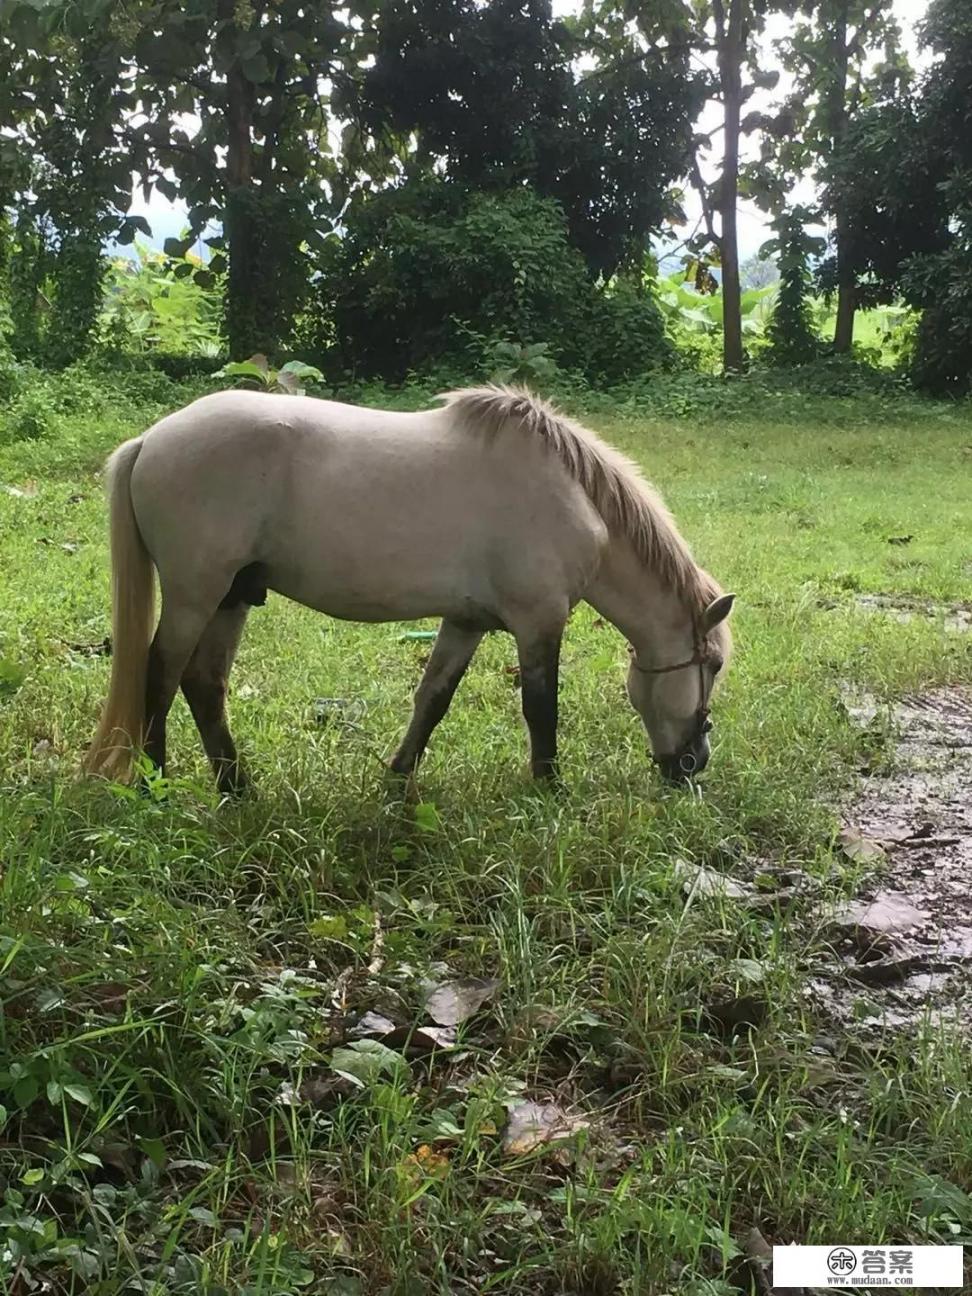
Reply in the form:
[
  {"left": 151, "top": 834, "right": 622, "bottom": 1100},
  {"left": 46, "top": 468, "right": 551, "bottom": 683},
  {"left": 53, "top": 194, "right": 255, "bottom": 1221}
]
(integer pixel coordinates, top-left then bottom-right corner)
[{"left": 127, "top": 389, "right": 607, "bottom": 624}]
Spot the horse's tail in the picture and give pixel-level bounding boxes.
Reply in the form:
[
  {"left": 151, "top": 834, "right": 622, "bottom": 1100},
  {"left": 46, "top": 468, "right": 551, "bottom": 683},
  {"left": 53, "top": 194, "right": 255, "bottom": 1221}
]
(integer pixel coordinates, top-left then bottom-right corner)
[{"left": 83, "top": 437, "right": 155, "bottom": 780}]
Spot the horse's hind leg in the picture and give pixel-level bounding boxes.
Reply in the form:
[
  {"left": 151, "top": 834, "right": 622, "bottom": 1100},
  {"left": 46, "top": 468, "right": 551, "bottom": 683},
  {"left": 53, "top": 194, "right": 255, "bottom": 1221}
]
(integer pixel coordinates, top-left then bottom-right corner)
[
  {"left": 181, "top": 605, "right": 250, "bottom": 794},
  {"left": 144, "top": 593, "right": 222, "bottom": 778},
  {"left": 389, "top": 620, "right": 483, "bottom": 775}
]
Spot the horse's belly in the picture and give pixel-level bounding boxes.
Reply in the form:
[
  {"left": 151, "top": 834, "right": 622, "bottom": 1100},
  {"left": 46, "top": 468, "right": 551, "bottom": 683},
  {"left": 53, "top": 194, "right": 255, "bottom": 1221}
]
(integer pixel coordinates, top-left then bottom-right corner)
[{"left": 262, "top": 551, "right": 490, "bottom": 625}]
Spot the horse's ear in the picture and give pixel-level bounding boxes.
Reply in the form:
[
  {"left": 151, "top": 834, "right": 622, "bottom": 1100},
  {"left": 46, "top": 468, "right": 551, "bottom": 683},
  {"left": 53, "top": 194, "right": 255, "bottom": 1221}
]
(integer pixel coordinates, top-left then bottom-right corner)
[{"left": 702, "top": 593, "right": 735, "bottom": 632}]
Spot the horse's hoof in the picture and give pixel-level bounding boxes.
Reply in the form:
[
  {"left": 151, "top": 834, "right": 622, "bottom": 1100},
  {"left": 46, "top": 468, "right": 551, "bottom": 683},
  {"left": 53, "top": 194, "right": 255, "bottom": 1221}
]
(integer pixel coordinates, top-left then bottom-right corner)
[
  {"left": 532, "top": 771, "right": 568, "bottom": 799},
  {"left": 218, "top": 781, "right": 251, "bottom": 802}
]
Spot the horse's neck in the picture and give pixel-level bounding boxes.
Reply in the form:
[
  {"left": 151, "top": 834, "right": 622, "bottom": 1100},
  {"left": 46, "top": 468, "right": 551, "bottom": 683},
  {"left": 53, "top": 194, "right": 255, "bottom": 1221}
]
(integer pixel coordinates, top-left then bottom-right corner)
[{"left": 585, "top": 536, "right": 695, "bottom": 665}]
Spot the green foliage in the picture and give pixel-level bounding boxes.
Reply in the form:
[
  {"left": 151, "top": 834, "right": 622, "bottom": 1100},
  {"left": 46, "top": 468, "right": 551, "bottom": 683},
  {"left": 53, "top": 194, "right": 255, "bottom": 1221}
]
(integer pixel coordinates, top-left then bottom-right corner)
[
  {"left": 340, "top": 0, "right": 703, "bottom": 279},
  {"left": 0, "top": 6, "right": 134, "bottom": 366},
  {"left": 123, "top": 0, "right": 348, "bottom": 358},
  {"left": 603, "top": 358, "right": 924, "bottom": 424},
  {"left": 43, "top": 229, "right": 107, "bottom": 370},
  {"left": 101, "top": 243, "right": 222, "bottom": 357},
  {"left": 486, "top": 340, "right": 559, "bottom": 387},
  {"left": 816, "top": 0, "right": 972, "bottom": 387},
  {"left": 761, "top": 208, "right": 825, "bottom": 366},
  {"left": 222, "top": 188, "right": 314, "bottom": 359},
  {"left": 900, "top": 185, "right": 972, "bottom": 395},
  {"left": 1, "top": 387, "right": 58, "bottom": 444},
  {"left": 320, "top": 181, "right": 671, "bottom": 384},
  {"left": 657, "top": 270, "right": 774, "bottom": 339},
  {"left": 654, "top": 268, "right": 775, "bottom": 372},
  {"left": 7, "top": 212, "right": 46, "bottom": 361},
  {"left": 215, "top": 353, "right": 324, "bottom": 395}
]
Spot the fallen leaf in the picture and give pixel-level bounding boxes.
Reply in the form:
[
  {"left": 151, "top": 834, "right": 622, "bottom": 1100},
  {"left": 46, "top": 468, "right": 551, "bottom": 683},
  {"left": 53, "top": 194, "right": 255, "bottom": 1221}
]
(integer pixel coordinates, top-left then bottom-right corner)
[
  {"left": 738, "top": 1226, "right": 791, "bottom": 1296},
  {"left": 839, "top": 826, "right": 887, "bottom": 864},
  {"left": 349, "top": 1011, "right": 397, "bottom": 1038},
  {"left": 330, "top": 1039, "right": 408, "bottom": 1088},
  {"left": 728, "top": 957, "right": 767, "bottom": 985},
  {"left": 424, "top": 976, "right": 502, "bottom": 1026},
  {"left": 674, "top": 858, "right": 752, "bottom": 899},
  {"left": 313, "top": 697, "right": 367, "bottom": 725},
  {"left": 401, "top": 1144, "right": 450, "bottom": 1183},
  {"left": 502, "top": 1101, "right": 589, "bottom": 1155},
  {"left": 831, "top": 891, "right": 929, "bottom": 936},
  {"left": 888, "top": 535, "right": 914, "bottom": 546},
  {"left": 347, "top": 1011, "right": 457, "bottom": 1053},
  {"left": 384, "top": 1024, "right": 458, "bottom": 1053}
]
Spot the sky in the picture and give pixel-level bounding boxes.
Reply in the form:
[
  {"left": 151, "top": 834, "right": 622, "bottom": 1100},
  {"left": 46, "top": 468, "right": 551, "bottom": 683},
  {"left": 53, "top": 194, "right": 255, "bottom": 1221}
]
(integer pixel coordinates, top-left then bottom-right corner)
[{"left": 128, "top": 0, "right": 932, "bottom": 264}]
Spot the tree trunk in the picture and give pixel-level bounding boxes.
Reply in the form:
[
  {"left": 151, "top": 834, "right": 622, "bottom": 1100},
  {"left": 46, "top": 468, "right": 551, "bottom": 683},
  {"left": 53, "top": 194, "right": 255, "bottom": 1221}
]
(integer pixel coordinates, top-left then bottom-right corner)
[
  {"left": 833, "top": 226, "right": 856, "bottom": 351},
  {"left": 716, "top": 0, "right": 745, "bottom": 372},
  {"left": 223, "top": 20, "right": 259, "bottom": 359},
  {"left": 828, "top": 0, "right": 855, "bottom": 352}
]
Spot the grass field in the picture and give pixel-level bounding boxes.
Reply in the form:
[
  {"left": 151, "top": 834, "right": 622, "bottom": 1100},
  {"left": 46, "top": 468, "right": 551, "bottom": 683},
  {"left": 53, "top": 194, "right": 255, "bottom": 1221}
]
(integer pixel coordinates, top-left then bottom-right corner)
[{"left": 1, "top": 373, "right": 971, "bottom": 1294}]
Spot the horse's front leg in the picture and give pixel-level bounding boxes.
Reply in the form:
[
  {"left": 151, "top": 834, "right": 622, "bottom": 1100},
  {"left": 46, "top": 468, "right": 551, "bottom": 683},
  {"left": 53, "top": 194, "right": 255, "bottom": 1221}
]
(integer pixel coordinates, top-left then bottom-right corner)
[
  {"left": 516, "top": 628, "right": 563, "bottom": 780},
  {"left": 389, "top": 620, "right": 484, "bottom": 775}
]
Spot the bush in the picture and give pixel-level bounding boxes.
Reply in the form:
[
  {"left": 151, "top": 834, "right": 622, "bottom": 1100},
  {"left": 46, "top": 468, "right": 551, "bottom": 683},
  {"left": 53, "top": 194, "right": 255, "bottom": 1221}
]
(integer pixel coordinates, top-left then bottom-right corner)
[
  {"left": 1, "top": 387, "right": 59, "bottom": 443},
  {"left": 900, "top": 195, "right": 972, "bottom": 395},
  {"left": 601, "top": 358, "right": 934, "bottom": 425},
  {"left": 0, "top": 342, "right": 22, "bottom": 404},
  {"left": 313, "top": 180, "right": 671, "bottom": 384},
  {"left": 762, "top": 209, "right": 824, "bottom": 367}
]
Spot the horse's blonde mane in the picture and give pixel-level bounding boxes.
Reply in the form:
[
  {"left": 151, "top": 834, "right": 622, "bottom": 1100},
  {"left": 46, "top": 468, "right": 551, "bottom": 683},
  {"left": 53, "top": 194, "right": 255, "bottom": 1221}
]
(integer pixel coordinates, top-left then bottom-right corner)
[{"left": 440, "top": 385, "right": 717, "bottom": 611}]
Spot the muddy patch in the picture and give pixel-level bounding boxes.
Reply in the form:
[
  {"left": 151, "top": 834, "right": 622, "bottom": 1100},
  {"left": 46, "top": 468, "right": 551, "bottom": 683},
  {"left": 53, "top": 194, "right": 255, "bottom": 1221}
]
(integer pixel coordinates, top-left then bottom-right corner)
[
  {"left": 853, "top": 593, "right": 972, "bottom": 633},
  {"left": 815, "top": 688, "right": 972, "bottom": 1034}
]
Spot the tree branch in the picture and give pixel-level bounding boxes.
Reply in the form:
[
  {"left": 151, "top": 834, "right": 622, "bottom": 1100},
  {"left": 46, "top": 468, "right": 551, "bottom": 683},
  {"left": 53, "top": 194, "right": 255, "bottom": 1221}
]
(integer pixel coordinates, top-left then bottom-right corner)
[
  {"left": 121, "top": 126, "right": 220, "bottom": 178},
  {"left": 689, "top": 154, "right": 722, "bottom": 251}
]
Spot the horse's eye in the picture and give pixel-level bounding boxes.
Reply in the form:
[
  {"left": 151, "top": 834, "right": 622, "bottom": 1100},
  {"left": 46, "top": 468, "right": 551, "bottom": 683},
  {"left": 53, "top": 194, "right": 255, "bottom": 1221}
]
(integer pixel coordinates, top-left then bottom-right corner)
[{"left": 710, "top": 657, "right": 724, "bottom": 674}]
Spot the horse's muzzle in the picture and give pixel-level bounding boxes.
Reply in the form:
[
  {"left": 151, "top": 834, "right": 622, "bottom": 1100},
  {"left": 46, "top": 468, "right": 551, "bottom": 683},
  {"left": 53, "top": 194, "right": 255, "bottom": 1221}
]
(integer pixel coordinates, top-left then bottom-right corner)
[{"left": 658, "top": 739, "right": 710, "bottom": 784}]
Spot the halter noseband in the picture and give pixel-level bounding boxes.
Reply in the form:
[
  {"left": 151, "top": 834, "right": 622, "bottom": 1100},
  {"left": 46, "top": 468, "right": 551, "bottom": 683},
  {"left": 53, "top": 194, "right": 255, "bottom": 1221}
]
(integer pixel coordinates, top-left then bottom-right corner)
[{"left": 629, "top": 641, "right": 714, "bottom": 774}]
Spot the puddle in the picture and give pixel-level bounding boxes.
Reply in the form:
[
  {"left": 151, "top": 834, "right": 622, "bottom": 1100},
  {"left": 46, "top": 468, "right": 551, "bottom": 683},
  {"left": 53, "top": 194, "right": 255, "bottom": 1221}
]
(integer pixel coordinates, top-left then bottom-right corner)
[
  {"left": 815, "top": 688, "right": 972, "bottom": 1034},
  {"left": 853, "top": 594, "right": 972, "bottom": 633}
]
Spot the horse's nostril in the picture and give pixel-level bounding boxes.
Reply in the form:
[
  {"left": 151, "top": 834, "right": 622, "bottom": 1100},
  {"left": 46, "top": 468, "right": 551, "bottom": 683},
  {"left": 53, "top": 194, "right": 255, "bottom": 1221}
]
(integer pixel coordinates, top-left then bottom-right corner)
[{"left": 702, "top": 718, "right": 713, "bottom": 735}]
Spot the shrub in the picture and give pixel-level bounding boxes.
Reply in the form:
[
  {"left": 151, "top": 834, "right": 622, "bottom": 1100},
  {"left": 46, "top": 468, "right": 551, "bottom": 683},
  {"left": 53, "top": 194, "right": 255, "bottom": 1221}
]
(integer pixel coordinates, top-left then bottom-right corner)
[
  {"left": 0, "top": 341, "right": 21, "bottom": 404},
  {"left": 762, "top": 210, "right": 825, "bottom": 367},
  {"left": 314, "top": 179, "right": 671, "bottom": 383},
  {"left": 1, "top": 387, "right": 59, "bottom": 443},
  {"left": 899, "top": 187, "right": 972, "bottom": 395}
]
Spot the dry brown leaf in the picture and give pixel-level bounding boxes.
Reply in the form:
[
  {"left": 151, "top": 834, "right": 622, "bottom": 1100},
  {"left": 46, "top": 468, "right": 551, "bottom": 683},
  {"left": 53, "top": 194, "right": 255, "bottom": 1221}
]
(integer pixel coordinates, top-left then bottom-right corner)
[
  {"left": 424, "top": 976, "right": 501, "bottom": 1026},
  {"left": 832, "top": 891, "right": 929, "bottom": 935},
  {"left": 674, "top": 858, "right": 752, "bottom": 899},
  {"left": 349, "top": 1011, "right": 397, "bottom": 1039},
  {"left": 401, "top": 1144, "right": 450, "bottom": 1183},
  {"left": 502, "top": 1101, "right": 589, "bottom": 1156},
  {"left": 839, "top": 826, "right": 887, "bottom": 864}
]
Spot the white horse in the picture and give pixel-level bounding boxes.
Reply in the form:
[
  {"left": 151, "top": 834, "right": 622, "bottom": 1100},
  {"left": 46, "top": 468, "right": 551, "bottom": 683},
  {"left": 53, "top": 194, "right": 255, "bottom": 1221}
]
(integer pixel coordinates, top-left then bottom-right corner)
[{"left": 84, "top": 385, "right": 734, "bottom": 791}]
